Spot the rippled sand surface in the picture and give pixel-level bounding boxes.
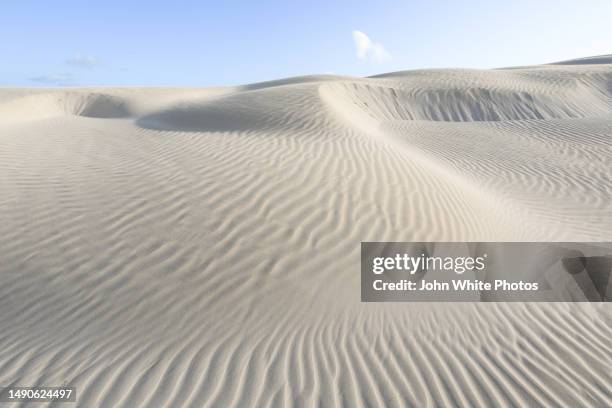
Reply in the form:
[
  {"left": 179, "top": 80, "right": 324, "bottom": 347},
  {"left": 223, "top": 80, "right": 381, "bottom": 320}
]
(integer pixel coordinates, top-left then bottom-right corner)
[{"left": 1, "top": 56, "right": 611, "bottom": 407}]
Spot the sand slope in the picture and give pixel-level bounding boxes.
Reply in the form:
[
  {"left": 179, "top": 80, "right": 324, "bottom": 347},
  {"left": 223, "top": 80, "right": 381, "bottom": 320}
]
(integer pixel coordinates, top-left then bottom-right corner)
[{"left": 1, "top": 57, "right": 611, "bottom": 407}]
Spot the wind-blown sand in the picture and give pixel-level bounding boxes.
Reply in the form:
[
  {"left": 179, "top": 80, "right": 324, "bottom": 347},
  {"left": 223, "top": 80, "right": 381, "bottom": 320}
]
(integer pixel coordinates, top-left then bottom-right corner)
[{"left": 1, "top": 56, "right": 611, "bottom": 407}]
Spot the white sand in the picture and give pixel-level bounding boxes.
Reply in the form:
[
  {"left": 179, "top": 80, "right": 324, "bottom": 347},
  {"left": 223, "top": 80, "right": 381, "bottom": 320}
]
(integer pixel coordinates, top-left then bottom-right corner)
[{"left": 1, "top": 56, "right": 611, "bottom": 407}]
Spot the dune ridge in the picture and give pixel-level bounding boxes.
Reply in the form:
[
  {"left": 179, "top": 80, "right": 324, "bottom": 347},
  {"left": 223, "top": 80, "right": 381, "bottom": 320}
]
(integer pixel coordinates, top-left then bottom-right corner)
[{"left": 0, "top": 57, "right": 611, "bottom": 406}]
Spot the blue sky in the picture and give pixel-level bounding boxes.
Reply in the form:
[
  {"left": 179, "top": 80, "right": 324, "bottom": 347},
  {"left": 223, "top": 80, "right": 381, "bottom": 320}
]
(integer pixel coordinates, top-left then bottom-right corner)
[{"left": 2, "top": 0, "right": 611, "bottom": 87}]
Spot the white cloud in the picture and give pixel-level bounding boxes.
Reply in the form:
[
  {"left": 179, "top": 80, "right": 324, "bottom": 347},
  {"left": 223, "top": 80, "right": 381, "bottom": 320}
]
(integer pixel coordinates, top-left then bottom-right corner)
[
  {"left": 352, "top": 30, "right": 391, "bottom": 63},
  {"left": 29, "top": 73, "right": 74, "bottom": 85},
  {"left": 66, "top": 54, "right": 100, "bottom": 69}
]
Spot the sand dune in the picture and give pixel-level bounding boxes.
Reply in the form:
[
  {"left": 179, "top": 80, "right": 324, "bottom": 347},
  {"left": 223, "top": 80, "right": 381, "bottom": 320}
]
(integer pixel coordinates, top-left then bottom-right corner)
[{"left": 0, "top": 57, "right": 611, "bottom": 406}]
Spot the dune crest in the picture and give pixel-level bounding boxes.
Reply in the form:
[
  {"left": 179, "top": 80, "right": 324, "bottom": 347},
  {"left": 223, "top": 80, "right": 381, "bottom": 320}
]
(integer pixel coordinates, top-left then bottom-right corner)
[
  {"left": 0, "top": 92, "right": 132, "bottom": 122},
  {"left": 321, "top": 79, "right": 611, "bottom": 122}
]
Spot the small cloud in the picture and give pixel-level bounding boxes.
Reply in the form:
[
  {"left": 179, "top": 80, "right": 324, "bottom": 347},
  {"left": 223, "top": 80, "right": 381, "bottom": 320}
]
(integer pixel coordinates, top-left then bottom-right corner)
[
  {"left": 352, "top": 30, "right": 391, "bottom": 63},
  {"left": 29, "top": 73, "right": 74, "bottom": 85},
  {"left": 66, "top": 54, "right": 100, "bottom": 69}
]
